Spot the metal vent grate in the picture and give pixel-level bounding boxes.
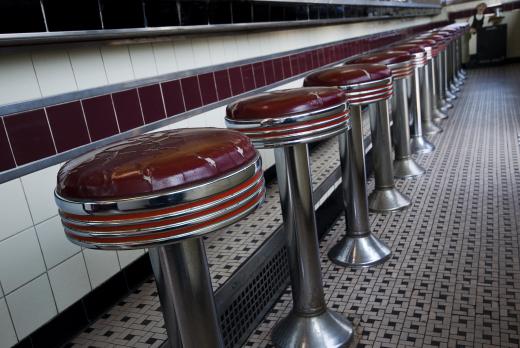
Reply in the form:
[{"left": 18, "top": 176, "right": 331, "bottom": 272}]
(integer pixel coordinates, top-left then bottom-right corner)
[{"left": 219, "top": 246, "right": 289, "bottom": 348}]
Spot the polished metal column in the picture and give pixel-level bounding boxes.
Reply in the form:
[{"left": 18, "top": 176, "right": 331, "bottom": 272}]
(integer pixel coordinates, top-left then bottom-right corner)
[
  {"left": 149, "top": 250, "right": 183, "bottom": 348},
  {"left": 448, "top": 42, "right": 461, "bottom": 92},
  {"left": 272, "top": 143, "right": 353, "bottom": 347},
  {"left": 430, "top": 57, "right": 448, "bottom": 121},
  {"left": 367, "top": 99, "right": 411, "bottom": 212},
  {"left": 443, "top": 50, "right": 457, "bottom": 101},
  {"left": 392, "top": 78, "right": 425, "bottom": 177},
  {"left": 329, "top": 105, "right": 392, "bottom": 267},
  {"left": 436, "top": 54, "right": 454, "bottom": 110},
  {"left": 420, "top": 62, "right": 442, "bottom": 135},
  {"left": 410, "top": 65, "right": 435, "bottom": 154},
  {"left": 457, "top": 35, "right": 467, "bottom": 78},
  {"left": 150, "top": 240, "right": 224, "bottom": 348}
]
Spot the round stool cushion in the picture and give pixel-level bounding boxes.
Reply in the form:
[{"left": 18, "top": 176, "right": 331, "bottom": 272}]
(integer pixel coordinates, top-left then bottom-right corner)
[
  {"left": 391, "top": 44, "right": 428, "bottom": 66},
  {"left": 226, "top": 87, "right": 349, "bottom": 148},
  {"left": 352, "top": 51, "right": 413, "bottom": 79},
  {"left": 55, "top": 128, "right": 265, "bottom": 249},
  {"left": 304, "top": 64, "right": 391, "bottom": 86}
]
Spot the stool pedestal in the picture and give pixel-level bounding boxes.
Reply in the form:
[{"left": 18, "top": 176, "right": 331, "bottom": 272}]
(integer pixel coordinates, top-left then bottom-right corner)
[
  {"left": 367, "top": 99, "right": 411, "bottom": 212},
  {"left": 329, "top": 105, "right": 392, "bottom": 267},
  {"left": 272, "top": 144, "right": 353, "bottom": 347},
  {"left": 435, "top": 55, "right": 453, "bottom": 111},
  {"left": 392, "top": 78, "right": 426, "bottom": 178},
  {"left": 420, "top": 62, "right": 443, "bottom": 135},
  {"left": 150, "top": 239, "right": 223, "bottom": 348},
  {"left": 442, "top": 50, "right": 457, "bottom": 101},
  {"left": 430, "top": 58, "right": 449, "bottom": 121},
  {"left": 410, "top": 65, "right": 435, "bottom": 154}
]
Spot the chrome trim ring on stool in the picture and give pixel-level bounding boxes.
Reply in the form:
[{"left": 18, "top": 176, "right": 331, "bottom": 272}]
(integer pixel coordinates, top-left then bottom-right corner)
[
  {"left": 351, "top": 53, "right": 413, "bottom": 211},
  {"left": 226, "top": 88, "right": 353, "bottom": 348},
  {"left": 55, "top": 129, "right": 266, "bottom": 348},
  {"left": 304, "top": 64, "right": 393, "bottom": 268}
]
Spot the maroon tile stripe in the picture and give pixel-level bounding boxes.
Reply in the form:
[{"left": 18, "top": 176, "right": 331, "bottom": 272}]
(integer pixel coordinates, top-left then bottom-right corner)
[{"left": 0, "top": 21, "right": 448, "bottom": 174}]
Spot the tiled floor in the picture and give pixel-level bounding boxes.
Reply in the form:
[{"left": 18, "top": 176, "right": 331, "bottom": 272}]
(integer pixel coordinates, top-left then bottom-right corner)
[{"left": 68, "top": 63, "right": 520, "bottom": 347}]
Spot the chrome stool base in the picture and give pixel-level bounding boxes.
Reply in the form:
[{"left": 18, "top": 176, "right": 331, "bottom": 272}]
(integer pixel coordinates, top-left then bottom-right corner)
[
  {"left": 328, "top": 233, "right": 392, "bottom": 268},
  {"left": 394, "top": 157, "right": 426, "bottom": 178},
  {"left": 411, "top": 135, "right": 435, "bottom": 154},
  {"left": 368, "top": 187, "right": 411, "bottom": 212},
  {"left": 422, "top": 121, "right": 443, "bottom": 135},
  {"left": 433, "top": 108, "right": 448, "bottom": 121},
  {"left": 272, "top": 309, "right": 354, "bottom": 348}
]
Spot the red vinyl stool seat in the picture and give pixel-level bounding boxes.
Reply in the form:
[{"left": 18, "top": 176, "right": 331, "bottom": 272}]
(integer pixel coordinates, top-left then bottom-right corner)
[
  {"left": 55, "top": 128, "right": 265, "bottom": 348},
  {"left": 226, "top": 87, "right": 354, "bottom": 348}
]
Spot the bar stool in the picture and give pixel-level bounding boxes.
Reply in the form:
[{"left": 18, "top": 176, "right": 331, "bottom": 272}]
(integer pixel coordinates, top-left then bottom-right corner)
[
  {"left": 54, "top": 129, "right": 266, "bottom": 348},
  {"left": 419, "top": 33, "right": 454, "bottom": 113},
  {"left": 226, "top": 88, "right": 353, "bottom": 347},
  {"left": 348, "top": 52, "right": 413, "bottom": 211},
  {"left": 303, "top": 65, "right": 393, "bottom": 267},
  {"left": 433, "top": 30, "right": 458, "bottom": 100}
]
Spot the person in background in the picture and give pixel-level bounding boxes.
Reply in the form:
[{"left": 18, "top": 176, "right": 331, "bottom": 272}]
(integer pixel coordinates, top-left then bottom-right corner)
[
  {"left": 467, "top": 2, "right": 489, "bottom": 60},
  {"left": 469, "top": 2, "right": 488, "bottom": 34}
]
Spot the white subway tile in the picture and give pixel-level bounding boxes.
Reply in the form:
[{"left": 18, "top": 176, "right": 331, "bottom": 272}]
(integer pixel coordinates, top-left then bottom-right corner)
[
  {"left": 36, "top": 216, "right": 81, "bottom": 269},
  {"left": 20, "top": 164, "right": 61, "bottom": 224},
  {"left": 0, "top": 179, "right": 32, "bottom": 241},
  {"left": 173, "top": 39, "right": 196, "bottom": 70},
  {"left": 69, "top": 47, "right": 108, "bottom": 90},
  {"left": 191, "top": 38, "right": 213, "bottom": 68},
  {"left": 6, "top": 274, "right": 57, "bottom": 339},
  {"left": 207, "top": 37, "right": 227, "bottom": 65},
  {"left": 204, "top": 106, "right": 226, "bottom": 128},
  {"left": 186, "top": 113, "right": 207, "bottom": 128},
  {"left": 117, "top": 250, "right": 145, "bottom": 268},
  {"left": 48, "top": 253, "right": 91, "bottom": 312},
  {"left": 83, "top": 249, "right": 120, "bottom": 289},
  {"left": 153, "top": 42, "right": 178, "bottom": 74},
  {"left": 234, "top": 35, "right": 253, "bottom": 60},
  {"left": 32, "top": 49, "right": 78, "bottom": 97},
  {"left": 259, "top": 149, "right": 275, "bottom": 170},
  {"left": 101, "top": 46, "right": 135, "bottom": 84},
  {"left": 0, "top": 298, "right": 18, "bottom": 347},
  {"left": 129, "top": 43, "right": 158, "bottom": 79},
  {"left": 221, "top": 36, "right": 239, "bottom": 63},
  {"left": 0, "top": 228, "right": 46, "bottom": 294},
  {"left": 0, "top": 52, "right": 41, "bottom": 105}
]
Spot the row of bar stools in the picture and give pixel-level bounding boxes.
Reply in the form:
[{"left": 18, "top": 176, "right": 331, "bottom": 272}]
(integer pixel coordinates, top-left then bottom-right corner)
[
  {"left": 55, "top": 129, "right": 266, "bottom": 348},
  {"left": 226, "top": 88, "right": 354, "bottom": 347},
  {"left": 304, "top": 65, "right": 393, "bottom": 267},
  {"left": 52, "top": 23, "right": 472, "bottom": 348},
  {"left": 348, "top": 52, "right": 412, "bottom": 211}
]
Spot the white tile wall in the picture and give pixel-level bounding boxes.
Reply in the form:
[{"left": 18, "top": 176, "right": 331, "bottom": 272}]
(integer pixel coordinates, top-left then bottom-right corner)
[
  {"left": 173, "top": 39, "right": 196, "bottom": 70},
  {"left": 0, "top": 179, "right": 33, "bottom": 242},
  {"left": 83, "top": 249, "right": 120, "bottom": 289},
  {"left": 6, "top": 274, "right": 57, "bottom": 340},
  {"left": 153, "top": 42, "right": 179, "bottom": 75},
  {"left": 117, "top": 250, "right": 145, "bottom": 268},
  {"left": 128, "top": 43, "right": 158, "bottom": 79},
  {"left": 20, "top": 164, "right": 61, "bottom": 224},
  {"left": 0, "top": 17, "right": 435, "bottom": 341},
  {"left": 69, "top": 47, "right": 109, "bottom": 90},
  {"left": 0, "top": 228, "right": 46, "bottom": 294},
  {"left": 0, "top": 52, "right": 41, "bottom": 105},
  {"left": 100, "top": 46, "right": 135, "bottom": 84},
  {"left": 36, "top": 216, "right": 81, "bottom": 269},
  {"left": 0, "top": 298, "right": 17, "bottom": 347},
  {"left": 32, "top": 49, "right": 78, "bottom": 97},
  {"left": 48, "top": 253, "right": 91, "bottom": 312}
]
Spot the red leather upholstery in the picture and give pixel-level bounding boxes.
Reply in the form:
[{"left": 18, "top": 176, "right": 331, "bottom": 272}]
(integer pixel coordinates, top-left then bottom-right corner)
[
  {"left": 57, "top": 128, "right": 258, "bottom": 200},
  {"left": 226, "top": 87, "right": 346, "bottom": 121},
  {"left": 304, "top": 64, "right": 391, "bottom": 87},
  {"left": 352, "top": 51, "right": 411, "bottom": 66}
]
